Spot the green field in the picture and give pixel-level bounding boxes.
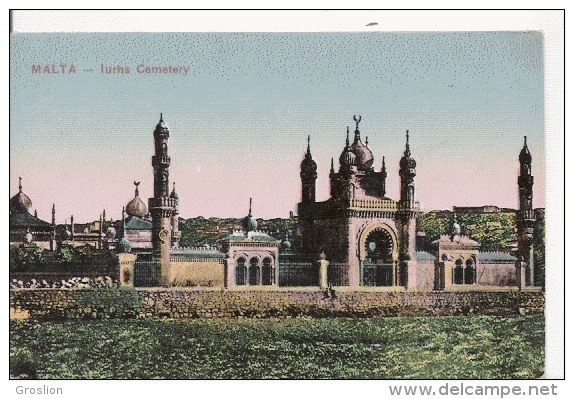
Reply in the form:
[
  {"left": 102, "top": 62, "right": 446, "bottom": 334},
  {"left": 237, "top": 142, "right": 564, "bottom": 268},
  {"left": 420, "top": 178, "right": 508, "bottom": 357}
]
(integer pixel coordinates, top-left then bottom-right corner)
[{"left": 10, "top": 315, "right": 544, "bottom": 379}]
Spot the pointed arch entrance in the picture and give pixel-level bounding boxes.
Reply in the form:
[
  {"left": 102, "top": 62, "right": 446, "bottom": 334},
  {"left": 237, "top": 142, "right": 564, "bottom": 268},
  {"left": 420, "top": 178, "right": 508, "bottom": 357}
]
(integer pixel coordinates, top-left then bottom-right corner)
[{"left": 358, "top": 223, "right": 398, "bottom": 286}]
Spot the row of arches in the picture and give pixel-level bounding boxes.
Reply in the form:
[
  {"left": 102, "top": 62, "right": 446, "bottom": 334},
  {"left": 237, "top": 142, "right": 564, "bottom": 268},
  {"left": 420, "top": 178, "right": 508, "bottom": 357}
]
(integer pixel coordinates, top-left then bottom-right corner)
[{"left": 236, "top": 257, "right": 275, "bottom": 286}]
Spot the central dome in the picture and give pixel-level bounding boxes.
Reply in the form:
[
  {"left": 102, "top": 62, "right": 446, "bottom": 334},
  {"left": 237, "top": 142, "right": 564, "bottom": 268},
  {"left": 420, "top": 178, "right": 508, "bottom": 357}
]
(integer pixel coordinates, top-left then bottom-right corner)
[
  {"left": 126, "top": 182, "right": 147, "bottom": 218},
  {"left": 10, "top": 178, "right": 32, "bottom": 214},
  {"left": 339, "top": 117, "right": 374, "bottom": 171},
  {"left": 350, "top": 136, "right": 373, "bottom": 171}
]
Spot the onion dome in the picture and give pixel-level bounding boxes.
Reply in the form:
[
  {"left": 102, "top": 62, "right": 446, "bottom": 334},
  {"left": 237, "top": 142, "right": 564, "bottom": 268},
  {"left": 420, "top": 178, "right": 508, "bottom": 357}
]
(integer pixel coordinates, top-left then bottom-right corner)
[
  {"left": 300, "top": 136, "right": 317, "bottom": 175},
  {"left": 339, "top": 127, "right": 353, "bottom": 167},
  {"left": 399, "top": 130, "right": 417, "bottom": 170},
  {"left": 126, "top": 181, "right": 147, "bottom": 218},
  {"left": 349, "top": 116, "right": 374, "bottom": 171},
  {"left": 242, "top": 198, "right": 258, "bottom": 233},
  {"left": 106, "top": 226, "right": 117, "bottom": 239},
  {"left": 118, "top": 237, "right": 132, "bottom": 253},
  {"left": 156, "top": 113, "right": 169, "bottom": 130},
  {"left": 170, "top": 182, "right": 179, "bottom": 200},
  {"left": 519, "top": 136, "right": 532, "bottom": 163},
  {"left": 10, "top": 177, "right": 32, "bottom": 214}
]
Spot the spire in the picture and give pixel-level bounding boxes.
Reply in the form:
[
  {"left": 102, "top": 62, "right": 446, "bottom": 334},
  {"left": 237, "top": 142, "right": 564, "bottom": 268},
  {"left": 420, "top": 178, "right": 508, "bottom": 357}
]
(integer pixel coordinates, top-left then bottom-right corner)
[
  {"left": 353, "top": 115, "right": 362, "bottom": 141},
  {"left": 330, "top": 157, "right": 334, "bottom": 173},
  {"left": 34, "top": 209, "right": 38, "bottom": 218},
  {"left": 365, "top": 136, "right": 369, "bottom": 148},
  {"left": 404, "top": 130, "right": 411, "bottom": 155},
  {"left": 18, "top": 177, "right": 22, "bottom": 192},
  {"left": 524, "top": 135, "right": 527, "bottom": 147},
  {"left": 382, "top": 156, "right": 386, "bottom": 171},
  {"left": 134, "top": 181, "right": 140, "bottom": 197},
  {"left": 160, "top": 112, "right": 163, "bottom": 122},
  {"left": 305, "top": 135, "right": 312, "bottom": 159},
  {"left": 346, "top": 127, "right": 350, "bottom": 147},
  {"left": 248, "top": 197, "right": 253, "bottom": 217}
]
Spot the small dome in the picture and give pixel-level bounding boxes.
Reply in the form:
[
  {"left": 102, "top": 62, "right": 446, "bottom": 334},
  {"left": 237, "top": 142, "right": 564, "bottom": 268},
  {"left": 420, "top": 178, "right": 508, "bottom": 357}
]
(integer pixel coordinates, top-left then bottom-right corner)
[
  {"left": 106, "top": 226, "right": 117, "bottom": 239},
  {"left": 126, "top": 182, "right": 147, "bottom": 218},
  {"left": 170, "top": 182, "right": 179, "bottom": 200},
  {"left": 242, "top": 198, "right": 258, "bottom": 233},
  {"left": 118, "top": 237, "right": 132, "bottom": 253},
  {"left": 400, "top": 152, "right": 417, "bottom": 170},
  {"left": 156, "top": 113, "right": 169, "bottom": 131},
  {"left": 242, "top": 215, "right": 258, "bottom": 232},
  {"left": 282, "top": 239, "right": 292, "bottom": 249},
  {"left": 339, "top": 147, "right": 356, "bottom": 168},
  {"left": 300, "top": 155, "right": 317, "bottom": 173},
  {"left": 10, "top": 178, "right": 32, "bottom": 214},
  {"left": 300, "top": 136, "right": 317, "bottom": 174},
  {"left": 400, "top": 130, "right": 416, "bottom": 170},
  {"left": 519, "top": 136, "right": 531, "bottom": 163}
]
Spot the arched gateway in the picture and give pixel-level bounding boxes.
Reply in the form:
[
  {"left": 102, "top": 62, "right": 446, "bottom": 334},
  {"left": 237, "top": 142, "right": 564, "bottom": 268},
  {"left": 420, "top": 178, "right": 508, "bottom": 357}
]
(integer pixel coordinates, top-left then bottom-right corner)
[{"left": 358, "top": 223, "right": 398, "bottom": 286}]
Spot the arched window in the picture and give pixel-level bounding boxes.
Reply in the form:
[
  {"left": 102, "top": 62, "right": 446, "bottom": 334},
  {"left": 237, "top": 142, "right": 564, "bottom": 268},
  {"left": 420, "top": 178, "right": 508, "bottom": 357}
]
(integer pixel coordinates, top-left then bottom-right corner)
[
  {"left": 236, "top": 257, "right": 246, "bottom": 286},
  {"left": 465, "top": 258, "right": 476, "bottom": 285},
  {"left": 249, "top": 257, "right": 260, "bottom": 285},
  {"left": 453, "top": 259, "right": 464, "bottom": 284},
  {"left": 262, "top": 258, "right": 273, "bottom": 285}
]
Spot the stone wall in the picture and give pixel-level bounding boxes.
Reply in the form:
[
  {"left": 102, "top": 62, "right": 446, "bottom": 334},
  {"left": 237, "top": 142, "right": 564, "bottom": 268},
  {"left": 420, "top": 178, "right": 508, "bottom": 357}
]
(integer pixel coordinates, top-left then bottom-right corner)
[
  {"left": 169, "top": 259, "right": 224, "bottom": 287},
  {"left": 477, "top": 262, "right": 517, "bottom": 286},
  {"left": 10, "top": 288, "right": 544, "bottom": 320}
]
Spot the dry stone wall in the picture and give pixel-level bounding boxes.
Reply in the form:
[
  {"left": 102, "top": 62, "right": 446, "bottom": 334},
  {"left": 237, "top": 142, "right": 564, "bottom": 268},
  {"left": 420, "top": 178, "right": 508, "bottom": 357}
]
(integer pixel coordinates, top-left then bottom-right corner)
[{"left": 10, "top": 288, "right": 544, "bottom": 320}]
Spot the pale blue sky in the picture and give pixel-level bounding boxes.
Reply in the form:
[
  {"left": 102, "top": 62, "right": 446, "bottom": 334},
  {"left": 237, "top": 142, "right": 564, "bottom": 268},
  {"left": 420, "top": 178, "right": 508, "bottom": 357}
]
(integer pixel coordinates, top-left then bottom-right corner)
[{"left": 10, "top": 32, "right": 544, "bottom": 222}]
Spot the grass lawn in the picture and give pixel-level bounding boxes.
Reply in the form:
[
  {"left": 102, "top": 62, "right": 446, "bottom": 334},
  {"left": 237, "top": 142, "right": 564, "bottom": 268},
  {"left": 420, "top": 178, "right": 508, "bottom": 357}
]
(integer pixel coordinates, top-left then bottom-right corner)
[{"left": 10, "top": 315, "right": 544, "bottom": 379}]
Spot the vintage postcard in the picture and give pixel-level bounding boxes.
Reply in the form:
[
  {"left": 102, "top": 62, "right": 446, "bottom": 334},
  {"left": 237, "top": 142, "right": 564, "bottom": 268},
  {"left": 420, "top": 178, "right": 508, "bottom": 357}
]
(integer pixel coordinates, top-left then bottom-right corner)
[{"left": 8, "top": 9, "right": 564, "bottom": 392}]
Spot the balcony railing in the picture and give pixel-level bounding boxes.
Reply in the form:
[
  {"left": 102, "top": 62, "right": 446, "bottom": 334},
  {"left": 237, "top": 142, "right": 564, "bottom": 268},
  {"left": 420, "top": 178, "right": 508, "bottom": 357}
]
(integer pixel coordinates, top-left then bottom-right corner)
[{"left": 348, "top": 197, "right": 420, "bottom": 211}]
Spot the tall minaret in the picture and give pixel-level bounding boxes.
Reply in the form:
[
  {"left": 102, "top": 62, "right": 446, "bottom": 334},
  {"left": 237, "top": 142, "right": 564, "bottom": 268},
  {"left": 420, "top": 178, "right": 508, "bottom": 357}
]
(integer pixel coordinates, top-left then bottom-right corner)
[
  {"left": 300, "top": 135, "right": 317, "bottom": 203},
  {"left": 50, "top": 203, "right": 56, "bottom": 251},
  {"left": 517, "top": 136, "right": 536, "bottom": 287},
  {"left": 399, "top": 130, "right": 416, "bottom": 204},
  {"left": 170, "top": 182, "right": 180, "bottom": 249},
  {"left": 149, "top": 114, "right": 175, "bottom": 285},
  {"left": 397, "top": 130, "right": 418, "bottom": 288}
]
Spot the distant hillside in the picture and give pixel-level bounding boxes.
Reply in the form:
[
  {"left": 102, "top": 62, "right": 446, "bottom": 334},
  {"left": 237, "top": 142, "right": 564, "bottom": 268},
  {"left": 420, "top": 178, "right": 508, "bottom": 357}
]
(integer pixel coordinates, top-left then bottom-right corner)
[{"left": 178, "top": 216, "right": 298, "bottom": 248}]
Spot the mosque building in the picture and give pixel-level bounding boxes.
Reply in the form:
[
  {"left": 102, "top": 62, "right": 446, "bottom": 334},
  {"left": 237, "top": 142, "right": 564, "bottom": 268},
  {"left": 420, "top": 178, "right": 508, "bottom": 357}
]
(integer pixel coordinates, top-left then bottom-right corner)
[{"left": 11, "top": 113, "right": 540, "bottom": 291}]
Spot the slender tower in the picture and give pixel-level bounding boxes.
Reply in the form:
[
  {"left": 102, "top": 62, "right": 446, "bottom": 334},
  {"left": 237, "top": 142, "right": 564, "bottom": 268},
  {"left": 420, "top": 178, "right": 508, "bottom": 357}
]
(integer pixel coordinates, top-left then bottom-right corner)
[
  {"left": 517, "top": 136, "right": 536, "bottom": 287},
  {"left": 397, "top": 130, "right": 418, "bottom": 288},
  {"left": 149, "top": 114, "right": 175, "bottom": 285},
  {"left": 170, "top": 182, "right": 180, "bottom": 249},
  {"left": 299, "top": 135, "right": 318, "bottom": 253},
  {"left": 300, "top": 135, "right": 317, "bottom": 203},
  {"left": 50, "top": 203, "right": 56, "bottom": 251}
]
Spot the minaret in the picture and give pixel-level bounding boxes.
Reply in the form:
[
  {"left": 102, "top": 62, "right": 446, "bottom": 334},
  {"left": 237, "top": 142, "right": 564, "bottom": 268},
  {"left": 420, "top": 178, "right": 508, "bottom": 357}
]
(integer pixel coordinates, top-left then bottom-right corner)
[
  {"left": 300, "top": 135, "right": 317, "bottom": 203},
  {"left": 397, "top": 130, "right": 418, "bottom": 288},
  {"left": 70, "top": 215, "right": 75, "bottom": 241},
  {"left": 170, "top": 182, "right": 180, "bottom": 249},
  {"left": 517, "top": 136, "right": 536, "bottom": 287},
  {"left": 380, "top": 156, "right": 387, "bottom": 197},
  {"left": 50, "top": 203, "right": 56, "bottom": 251},
  {"left": 399, "top": 130, "right": 416, "bottom": 204},
  {"left": 149, "top": 113, "right": 175, "bottom": 285}
]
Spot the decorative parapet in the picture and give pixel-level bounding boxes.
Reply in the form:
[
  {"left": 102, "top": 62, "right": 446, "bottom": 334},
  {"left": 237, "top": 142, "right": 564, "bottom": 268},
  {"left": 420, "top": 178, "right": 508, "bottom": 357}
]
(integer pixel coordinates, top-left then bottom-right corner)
[{"left": 148, "top": 197, "right": 177, "bottom": 209}]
